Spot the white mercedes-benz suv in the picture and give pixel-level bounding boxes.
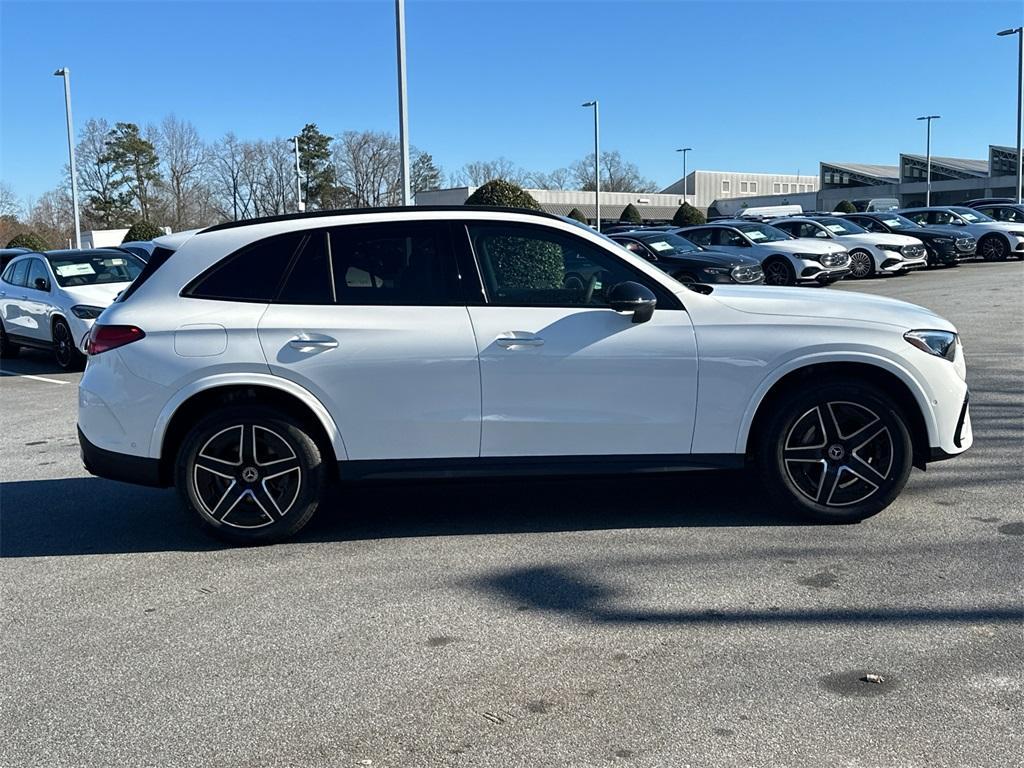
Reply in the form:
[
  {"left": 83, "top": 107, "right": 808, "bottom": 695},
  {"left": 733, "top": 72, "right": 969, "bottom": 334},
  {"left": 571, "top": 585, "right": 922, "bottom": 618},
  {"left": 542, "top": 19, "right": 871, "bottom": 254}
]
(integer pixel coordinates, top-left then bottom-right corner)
[
  {"left": 769, "top": 216, "right": 928, "bottom": 279},
  {"left": 78, "top": 207, "right": 972, "bottom": 544}
]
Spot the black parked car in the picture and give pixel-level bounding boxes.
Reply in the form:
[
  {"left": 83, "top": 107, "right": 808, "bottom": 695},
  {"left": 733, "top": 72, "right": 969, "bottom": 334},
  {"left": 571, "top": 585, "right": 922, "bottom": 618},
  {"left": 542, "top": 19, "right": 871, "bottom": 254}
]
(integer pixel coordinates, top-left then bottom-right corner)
[
  {"left": 611, "top": 230, "right": 764, "bottom": 285},
  {"left": 844, "top": 212, "right": 975, "bottom": 267}
]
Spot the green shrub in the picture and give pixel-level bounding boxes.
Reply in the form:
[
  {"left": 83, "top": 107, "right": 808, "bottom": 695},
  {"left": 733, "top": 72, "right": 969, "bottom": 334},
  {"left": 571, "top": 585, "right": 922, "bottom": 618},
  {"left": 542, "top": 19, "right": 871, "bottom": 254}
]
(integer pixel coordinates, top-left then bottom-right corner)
[
  {"left": 464, "top": 179, "right": 542, "bottom": 210},
  {"left": 6, "top": 232, "right": 50, "bottom": 251},
  {"left": 671, "top": 202, "right": 706, "bottom": 227},
  {"left": 567, "top": 207, "right": 588, "bottom": 224},
  {"left": 620, "top": 203, "right": 643, "bottom": 224},
  {"left": 833, "top": 200, "right": 856, "bottom": 214},
  {"left": 122, "top": 220, "right": 164, "bottom": 242}
]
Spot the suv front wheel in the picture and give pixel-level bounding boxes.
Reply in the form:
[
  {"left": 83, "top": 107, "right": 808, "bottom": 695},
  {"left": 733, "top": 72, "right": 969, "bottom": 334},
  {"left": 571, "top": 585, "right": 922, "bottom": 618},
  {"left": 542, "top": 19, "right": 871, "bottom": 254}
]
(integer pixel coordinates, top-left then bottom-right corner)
[
  {"left": 755, "top": 381, "right": 913, "bottom": 523},
  {"left": 175, "top": 406, "right": 326, "bottom": 544}
]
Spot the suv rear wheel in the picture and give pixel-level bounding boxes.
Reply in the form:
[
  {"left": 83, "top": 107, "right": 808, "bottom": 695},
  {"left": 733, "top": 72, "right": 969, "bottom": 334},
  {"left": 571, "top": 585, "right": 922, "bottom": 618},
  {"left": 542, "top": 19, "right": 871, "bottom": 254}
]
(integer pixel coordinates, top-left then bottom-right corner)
[
  {"left": 755, "top": 380, "right": 913, "bottom": 523},
  {"left": 763, "top": 257, "right": 795, "bottom": 286},
  {"left": 175, "top": 406, "right": 326, "bottom": 544},
  {"left": 0, "top": 320, "right": 20, "bottom": 358},
  {"left": 978, "top": 234, "right": 1008, "bottom": 261}
]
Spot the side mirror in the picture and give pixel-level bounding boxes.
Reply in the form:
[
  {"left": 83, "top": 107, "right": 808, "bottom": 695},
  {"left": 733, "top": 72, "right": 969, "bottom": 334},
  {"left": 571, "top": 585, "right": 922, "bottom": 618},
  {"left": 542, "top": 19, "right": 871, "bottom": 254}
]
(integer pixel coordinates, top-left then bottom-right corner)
[
  {"left": 608, "top": 281, "right": 657, "bottom": 324},
  {"left": 34, "top": 277, "right": 50, "bottom": 291}
]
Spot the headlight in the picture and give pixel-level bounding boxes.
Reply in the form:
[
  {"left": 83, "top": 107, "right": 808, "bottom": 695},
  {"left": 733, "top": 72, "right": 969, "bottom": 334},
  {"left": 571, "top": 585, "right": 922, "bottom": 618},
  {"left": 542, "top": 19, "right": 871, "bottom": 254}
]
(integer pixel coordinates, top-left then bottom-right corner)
[
  {"left": 818, "top": 252, "right": 848, "bottom": 268},
  {"left": 877, "top": 243, "right": 904, "bottom": 252},
  {"left": 1011, "top": 231, "right": 1024, "bottom": 238},
  {"left": 793, "top": 252, "right": 821, "bottom": 262},
  {"left": 71, "top": 305, "right": 105, "bottom": 319},
  {"left": 904, "top": 329, "right": 958, "bottom": 361},
  {"left": 702, "top": 266, "right": 731, "bottom": 275},
  {"left": 730, "top": 265, "right": 762, "bottom": 283}
]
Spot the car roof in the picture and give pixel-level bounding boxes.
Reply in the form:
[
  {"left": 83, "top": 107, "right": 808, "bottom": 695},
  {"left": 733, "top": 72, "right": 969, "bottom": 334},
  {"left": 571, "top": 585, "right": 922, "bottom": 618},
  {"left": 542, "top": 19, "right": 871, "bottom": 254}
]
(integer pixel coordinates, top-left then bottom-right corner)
[{"left": 44, "top": 248, "right": 135, "bottom": 259}]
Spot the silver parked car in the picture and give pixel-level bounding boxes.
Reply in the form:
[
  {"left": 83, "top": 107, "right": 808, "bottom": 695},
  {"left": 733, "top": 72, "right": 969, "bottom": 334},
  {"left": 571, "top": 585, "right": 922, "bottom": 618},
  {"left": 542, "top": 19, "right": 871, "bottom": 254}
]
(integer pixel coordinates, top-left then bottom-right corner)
[{"left": 899, "top": 206, "right": 1024, "bottom": 261}]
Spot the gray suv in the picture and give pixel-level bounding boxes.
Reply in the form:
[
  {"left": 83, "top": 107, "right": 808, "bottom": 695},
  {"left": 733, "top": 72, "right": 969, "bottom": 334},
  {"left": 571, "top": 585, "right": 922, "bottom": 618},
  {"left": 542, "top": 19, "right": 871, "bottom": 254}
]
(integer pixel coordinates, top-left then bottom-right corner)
[{"left": 899, "top": 207, "right": 1024, "bottom": 261}]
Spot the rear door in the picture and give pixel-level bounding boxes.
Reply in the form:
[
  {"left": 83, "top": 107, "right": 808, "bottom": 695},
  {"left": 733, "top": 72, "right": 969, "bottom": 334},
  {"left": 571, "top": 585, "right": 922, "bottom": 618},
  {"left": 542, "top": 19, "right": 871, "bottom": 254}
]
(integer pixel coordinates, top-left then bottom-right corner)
[
  {"left": 258, "top": 221, "right": 480, "bottom": 461},
  {"left": 22, "top": 258, "right": 55, "bottom": 343},
  {"left": 0, "top": 259, "right": 34, "bottom": 341}
]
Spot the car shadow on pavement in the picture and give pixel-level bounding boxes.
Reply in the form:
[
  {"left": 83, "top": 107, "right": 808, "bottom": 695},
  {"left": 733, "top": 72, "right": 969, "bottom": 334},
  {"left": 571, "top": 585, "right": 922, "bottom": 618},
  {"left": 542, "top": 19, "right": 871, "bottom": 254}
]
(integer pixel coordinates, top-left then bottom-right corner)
[
  {"left": 1, "top": 470, "right": 799, "bottom": 558},
  {"left": 0, "top": 348, "right": 70, "bottom": 376}
]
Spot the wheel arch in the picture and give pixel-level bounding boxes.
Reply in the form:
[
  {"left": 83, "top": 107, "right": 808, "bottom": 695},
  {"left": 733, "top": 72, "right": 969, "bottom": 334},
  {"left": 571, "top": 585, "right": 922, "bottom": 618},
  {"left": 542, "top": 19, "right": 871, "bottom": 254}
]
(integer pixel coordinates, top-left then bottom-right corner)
[
  {"left": 154, "top": 375, "right": 346, "bottom": 485},
  {"left": 741, "top": 358, "right": 934, "bottom": 470}
]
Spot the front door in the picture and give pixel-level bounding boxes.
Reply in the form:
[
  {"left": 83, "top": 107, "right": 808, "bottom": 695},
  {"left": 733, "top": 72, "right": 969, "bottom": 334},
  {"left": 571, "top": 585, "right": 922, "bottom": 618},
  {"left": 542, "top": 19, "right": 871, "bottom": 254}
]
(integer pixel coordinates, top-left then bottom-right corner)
[
  {"left": 258, "top": 221, "right": 480, "bottom": 461},
  {"left": 463, "top": 222, "right": 698, "bottom": 458}
]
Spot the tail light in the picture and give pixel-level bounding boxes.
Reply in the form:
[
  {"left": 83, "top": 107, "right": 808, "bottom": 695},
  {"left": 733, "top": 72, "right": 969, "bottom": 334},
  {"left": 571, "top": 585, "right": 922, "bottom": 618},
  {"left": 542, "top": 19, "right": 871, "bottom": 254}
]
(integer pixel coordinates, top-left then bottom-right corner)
[{"left": 87, "top": 325, "right": 146, "bottom": 355}]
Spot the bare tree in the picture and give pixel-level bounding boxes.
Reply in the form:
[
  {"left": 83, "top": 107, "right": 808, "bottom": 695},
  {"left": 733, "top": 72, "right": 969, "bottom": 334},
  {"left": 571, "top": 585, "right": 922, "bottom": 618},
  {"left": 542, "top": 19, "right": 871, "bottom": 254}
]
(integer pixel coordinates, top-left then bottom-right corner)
[
  {"left": 27, "top": 187, "right": 75, "bottom": 248},
  {"left": 210, "top": 133, "right": 254, "bottom": 221},
  {"left": 0, "top": 181, "right": 21, "bottom": 218},
  {"left": 75, "top": 118, "right": 131, "bottom": 228},
  {"left": 332, "top": 130, "right": 402, "bottom": 208},
  {"left": 571, "top": 150, "right": 657, "bottom": 192},
  {"left": 451, "top": 157, "right": 527, "bottom": 187},
  {"left": 525, "top": 167, "right": 573, "bottom": 190},
  {"left": 155, "top": 115, "right": 207, "bottom": 229}
]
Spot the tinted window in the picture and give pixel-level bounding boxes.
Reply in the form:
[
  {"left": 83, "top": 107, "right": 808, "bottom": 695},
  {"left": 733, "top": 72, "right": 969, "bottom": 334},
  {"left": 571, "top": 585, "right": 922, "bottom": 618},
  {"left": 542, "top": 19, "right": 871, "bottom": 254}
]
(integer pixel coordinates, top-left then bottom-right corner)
[
  {"left": 330, "top": 223, "right": 459, "bottom": 306},
  {"left": 714, "top": 228, "right": 747, "bottom": 247},
  {"left": 188, "top": 232, "right": 305, "bottom": 302},
  {"left": 467, "top": 223, "right": 675, "bottom": 309},
  {"left": 683, "top": 228, "right": 713, "bottom": 247},
  {"left": 6, "top": 260, "right": 29, "bottom": 287},
  {"left": 118, "top": 246, "right": 176, "bottom": 303},
  {"left": 27, "top": 259, "right": 50, "bottom": 289},
  {"left": 48, "top": 251, "right": 144, "bottom": 287}
]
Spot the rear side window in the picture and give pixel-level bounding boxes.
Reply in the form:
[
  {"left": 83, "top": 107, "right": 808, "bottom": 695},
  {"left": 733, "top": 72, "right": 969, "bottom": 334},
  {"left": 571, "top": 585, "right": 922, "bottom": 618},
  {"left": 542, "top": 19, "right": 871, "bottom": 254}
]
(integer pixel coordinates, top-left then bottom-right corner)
[
  {"left": 5, "top": 260, "right": 29, "bottom": 287},
  {"left": 186, "top": 232, "right": 305, "bottom": 302},
  {"left": 275, "top": 222, "right": 460, "bottom": 306}
]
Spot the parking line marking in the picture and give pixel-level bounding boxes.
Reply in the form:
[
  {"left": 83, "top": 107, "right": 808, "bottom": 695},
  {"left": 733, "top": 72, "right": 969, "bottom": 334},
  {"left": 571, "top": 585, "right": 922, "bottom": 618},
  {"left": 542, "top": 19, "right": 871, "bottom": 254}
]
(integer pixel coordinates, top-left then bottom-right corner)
[{"left": 0, "top": 371, "right": 70, "bottom": 385}]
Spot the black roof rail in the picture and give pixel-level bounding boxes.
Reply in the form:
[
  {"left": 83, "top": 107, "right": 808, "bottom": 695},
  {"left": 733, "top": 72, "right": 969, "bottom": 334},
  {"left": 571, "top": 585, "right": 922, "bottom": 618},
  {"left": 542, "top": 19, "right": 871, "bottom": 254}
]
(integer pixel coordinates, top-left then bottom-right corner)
[{"left": 199, "top": 205, "right": 565, "bottom": 234}]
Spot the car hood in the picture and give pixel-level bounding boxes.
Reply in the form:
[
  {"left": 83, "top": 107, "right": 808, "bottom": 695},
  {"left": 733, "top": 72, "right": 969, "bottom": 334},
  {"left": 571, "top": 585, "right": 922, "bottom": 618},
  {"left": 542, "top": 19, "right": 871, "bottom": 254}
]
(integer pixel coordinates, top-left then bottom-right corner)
[
  {"left": 707, "top": 284, "right": 954, "bottom": 331},
  {"left": 908, "top": 226, "right": 972, "bottom": 239},
  {"left": 766, "top": 238, "right": 847, "bottom": 254},
  {"left": 838, "top": 232, "right": 922, "bottom": 247},
  {"left": 60, "top": 282, "right": 131, "bottom": 307},
  {"left": 664, "top": 249, "right": 761, "bottom": 267}
]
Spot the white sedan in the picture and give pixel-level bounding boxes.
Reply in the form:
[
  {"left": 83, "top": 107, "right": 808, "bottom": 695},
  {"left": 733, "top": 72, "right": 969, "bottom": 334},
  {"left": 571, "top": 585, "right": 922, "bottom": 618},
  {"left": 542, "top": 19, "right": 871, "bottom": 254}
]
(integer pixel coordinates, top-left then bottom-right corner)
[
  {"left": 771, "top": 216, "right": 928, "bottom": 279},
  {"left": 0, "top": 249, "right": 145, "bottom": 369}
]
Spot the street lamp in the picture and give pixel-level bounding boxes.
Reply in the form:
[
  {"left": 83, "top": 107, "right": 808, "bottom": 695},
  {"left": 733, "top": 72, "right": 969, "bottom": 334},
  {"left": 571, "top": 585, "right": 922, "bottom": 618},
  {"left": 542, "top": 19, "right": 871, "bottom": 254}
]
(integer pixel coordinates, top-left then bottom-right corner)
[
  {"left": 998, "top": 26, "right": 1023, "bottom": 204},
  {"left": 395, "top": 0, "right": 411, "bottom": 206},
  {"left": 288, "top": 136, "right": 304, "bottom": 213},
  {"left": 53, "top": 68, "right": 81, "bottom": 249},
  {"left": 582, "top": 100, "right": 600, "bottom": 231},
  {"left": 916, "top": 115, "right": 941, "bottom": 206},
  {"left": 675, "top": 147, "right": 692, "bottom": 204}
]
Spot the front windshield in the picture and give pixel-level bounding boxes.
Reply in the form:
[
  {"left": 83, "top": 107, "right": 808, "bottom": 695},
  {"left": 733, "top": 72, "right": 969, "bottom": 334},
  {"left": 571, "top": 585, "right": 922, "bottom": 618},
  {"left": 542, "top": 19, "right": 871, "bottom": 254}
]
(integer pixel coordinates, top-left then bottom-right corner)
[
  {"left": 949, "top": 207, "right": 994, "bottom": 223},
  {"left": 877, "top": 215, "right": 921, "bottom": 230},
  {"left": 736, "top": 223, "right": 792, "bottom": 242},
  {"left": 48, "top": 251, "right": 145, "bottom": 287},
  {"left": 815, "top": 217, "right": 868, "bottom": 235},
  {"left": 638, "top": 233, "right": 700, "bottom": 254}
]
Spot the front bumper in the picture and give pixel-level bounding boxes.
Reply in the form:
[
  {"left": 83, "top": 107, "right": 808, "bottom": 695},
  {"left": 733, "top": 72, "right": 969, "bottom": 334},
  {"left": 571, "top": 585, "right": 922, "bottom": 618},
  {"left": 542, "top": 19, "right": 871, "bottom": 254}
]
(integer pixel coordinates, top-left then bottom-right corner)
[{"left": 798, "top": 265, "right": 850, "bottom": 283}]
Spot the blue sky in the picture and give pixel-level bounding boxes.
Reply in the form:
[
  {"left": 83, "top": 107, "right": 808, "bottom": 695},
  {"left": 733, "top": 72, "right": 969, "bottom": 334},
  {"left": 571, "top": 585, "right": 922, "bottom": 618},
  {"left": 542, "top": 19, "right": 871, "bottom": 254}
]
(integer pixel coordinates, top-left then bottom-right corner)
[{"left": 1, "top": 0, "right": 1021, "bottom": 205}]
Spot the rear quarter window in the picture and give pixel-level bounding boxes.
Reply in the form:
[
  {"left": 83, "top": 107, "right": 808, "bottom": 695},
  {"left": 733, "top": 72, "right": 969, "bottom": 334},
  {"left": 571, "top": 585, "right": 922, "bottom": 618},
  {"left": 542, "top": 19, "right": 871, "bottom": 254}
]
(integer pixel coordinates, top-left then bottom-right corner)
[{"left": 184, "top": 232, "right": 306, "bottom": 302}]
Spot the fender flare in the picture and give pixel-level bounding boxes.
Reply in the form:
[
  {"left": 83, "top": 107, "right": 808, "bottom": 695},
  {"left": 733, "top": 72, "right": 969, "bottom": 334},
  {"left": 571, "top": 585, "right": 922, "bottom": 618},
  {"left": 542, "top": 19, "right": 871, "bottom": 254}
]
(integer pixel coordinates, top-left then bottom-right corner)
[
  {"left": 733, "top": 351, "right": 938, "bottom": 454},
  {"left": 149, "top": 372, "right": 348, "bottom": 460}
]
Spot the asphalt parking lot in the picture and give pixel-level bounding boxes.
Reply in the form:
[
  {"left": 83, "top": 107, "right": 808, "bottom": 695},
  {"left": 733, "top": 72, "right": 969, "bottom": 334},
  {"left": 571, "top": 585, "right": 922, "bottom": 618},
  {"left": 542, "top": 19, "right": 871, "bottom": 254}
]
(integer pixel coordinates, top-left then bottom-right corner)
[{"left": 1, "top": 261, "right": 1021, "bottom": 768}]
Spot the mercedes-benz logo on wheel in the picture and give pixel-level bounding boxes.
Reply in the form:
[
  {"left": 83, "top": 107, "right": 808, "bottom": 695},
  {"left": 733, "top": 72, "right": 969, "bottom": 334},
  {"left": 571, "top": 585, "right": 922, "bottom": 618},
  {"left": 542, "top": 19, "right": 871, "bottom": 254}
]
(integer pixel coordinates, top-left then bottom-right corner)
[
  {"left": 241, "top": 467, "right": 259, "bottom": 483},
  {"left": 827, "top": 444, "right": 846, "bottom": 461}
]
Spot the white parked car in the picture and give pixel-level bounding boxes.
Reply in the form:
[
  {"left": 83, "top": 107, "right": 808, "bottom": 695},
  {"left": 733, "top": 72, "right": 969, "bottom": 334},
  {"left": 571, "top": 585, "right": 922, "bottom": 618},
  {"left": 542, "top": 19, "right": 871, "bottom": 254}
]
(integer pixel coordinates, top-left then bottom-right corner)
[
  {"left": 0, "top": 249, "right": 145, "bottom": 369},
  {"left": 78, "top": 208, "right": 972, "bottom": 544},
  {"left": 677, "top": 220, "right": 851, "bottom": 286},
  {"left": 900, "top": 207, "right": 1024, "bottom": 261},
  {"left": 770, "top": 216, "right": 928, "bottom": 279}
]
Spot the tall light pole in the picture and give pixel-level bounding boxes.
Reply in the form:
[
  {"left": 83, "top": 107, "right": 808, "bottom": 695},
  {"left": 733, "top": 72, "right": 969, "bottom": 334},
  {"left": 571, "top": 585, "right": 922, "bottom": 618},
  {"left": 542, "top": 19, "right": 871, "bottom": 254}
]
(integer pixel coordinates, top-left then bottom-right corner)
[
  {"left": 676, "top": 147, "right": 692, "bottom": 204},
  {"left": 395, "top": 0, "right": 411, "bottom": 206},
  {"left": 53, "top": 68, "right": 81, "bottom": 249},
  {"left": 582, "top": 100, "right": 600, "bottom": 231},
  {"left": 917, "top": 115, "right": 940, "bottom": 206},
  {"left": 289, "top": 136, "right": 304, "bottom": 213},
  {"left": 998, "top": 26, "right": 1023, "bottom": 204}
]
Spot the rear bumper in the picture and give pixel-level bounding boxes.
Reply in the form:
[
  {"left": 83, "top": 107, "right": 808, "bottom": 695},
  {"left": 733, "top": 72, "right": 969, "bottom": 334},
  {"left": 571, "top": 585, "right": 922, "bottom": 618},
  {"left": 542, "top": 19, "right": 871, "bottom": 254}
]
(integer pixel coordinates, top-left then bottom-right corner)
[{"left": 78, "top": 426, "right": 165, "bottom": 487}]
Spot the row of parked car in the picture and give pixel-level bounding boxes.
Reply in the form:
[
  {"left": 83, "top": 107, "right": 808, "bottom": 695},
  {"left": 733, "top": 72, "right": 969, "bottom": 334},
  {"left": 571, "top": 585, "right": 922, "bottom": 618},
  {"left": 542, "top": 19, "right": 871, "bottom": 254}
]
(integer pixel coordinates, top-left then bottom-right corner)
[{"left": 603, "top": 202, "right": 1024, "bottom": 287}]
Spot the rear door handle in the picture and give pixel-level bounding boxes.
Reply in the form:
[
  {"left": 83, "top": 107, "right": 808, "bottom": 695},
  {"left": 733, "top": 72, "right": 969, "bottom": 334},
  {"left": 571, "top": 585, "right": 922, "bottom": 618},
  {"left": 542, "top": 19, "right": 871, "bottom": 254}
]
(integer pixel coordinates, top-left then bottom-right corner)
[
  {"left": 287, "top": 334, "right": 338, "bottom": 350},
  {"left": 496, "top": 335, "right": 544, "bottom": 348}
]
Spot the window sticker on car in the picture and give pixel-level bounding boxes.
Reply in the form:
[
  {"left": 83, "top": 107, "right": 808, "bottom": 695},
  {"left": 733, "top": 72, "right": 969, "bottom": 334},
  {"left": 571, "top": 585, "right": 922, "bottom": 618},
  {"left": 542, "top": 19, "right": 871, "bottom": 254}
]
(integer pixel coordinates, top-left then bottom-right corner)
[
  {"left": 54, "top": 263, "right": 96, "bottom": 277},
  {"left": 101, "top": 258, "right": 126, "bottom": 266},
  {"left": 746, "top": 231, "right": 767, "bottom": 241},
  {"left": 826, "top": 224, "right": 845, "bottom": 233},
  {"left": 649, "top": 241, "right": 674, "bottom": 252}
]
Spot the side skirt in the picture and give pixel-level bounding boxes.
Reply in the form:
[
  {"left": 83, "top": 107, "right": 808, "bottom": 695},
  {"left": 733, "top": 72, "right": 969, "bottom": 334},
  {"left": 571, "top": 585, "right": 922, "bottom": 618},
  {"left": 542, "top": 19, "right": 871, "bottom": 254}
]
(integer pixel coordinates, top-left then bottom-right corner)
[{"left": 338, "top": 454, "right": 745, "bottom": 482}]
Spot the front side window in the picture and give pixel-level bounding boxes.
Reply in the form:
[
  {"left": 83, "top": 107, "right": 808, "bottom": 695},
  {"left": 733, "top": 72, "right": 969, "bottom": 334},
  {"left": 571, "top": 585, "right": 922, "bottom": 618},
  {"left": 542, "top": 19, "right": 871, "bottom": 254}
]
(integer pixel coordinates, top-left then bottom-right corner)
[
  {"left": 903, "top": 211, "right": 929, "bottom": 225},
  {"left": 927, "top": 211, "right": 956, "bottom": 225},
  {"left": 48, "top": 251, "right": 144, "bottom": 287},
  {"left": 467, "top": 223, "right": 672, "bottom": 309},
  {"left": 27, "top": 259, "right": 50, "bottom": 289}
]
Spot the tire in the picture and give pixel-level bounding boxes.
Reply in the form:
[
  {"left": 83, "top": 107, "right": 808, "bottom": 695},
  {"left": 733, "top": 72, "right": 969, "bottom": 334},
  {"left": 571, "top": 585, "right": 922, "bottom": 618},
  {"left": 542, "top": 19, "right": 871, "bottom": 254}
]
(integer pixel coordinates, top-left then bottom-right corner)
[
  {"left": 52, "top": 317, "right": 84, "bottom": 371},
  {"left": 0, "top": 320, "right": 20, "bottom": 358},
  {"left": 978, "top": 234, "right": 1009, "bottom": 262},
  {"left": 848, "top": 249, "right": 874, "bottom": 279},
  {"left": 755, "top": 380, "right": 913, "bottom": 524},
  {"left": 763, "top": 257, "right": 795, "bottom": 286},
  {"left": 673, "top": 272, "right": 698, "bottom": 284},
  {"left": 175, "top": 405, "right": 327, "bottom": 544}
]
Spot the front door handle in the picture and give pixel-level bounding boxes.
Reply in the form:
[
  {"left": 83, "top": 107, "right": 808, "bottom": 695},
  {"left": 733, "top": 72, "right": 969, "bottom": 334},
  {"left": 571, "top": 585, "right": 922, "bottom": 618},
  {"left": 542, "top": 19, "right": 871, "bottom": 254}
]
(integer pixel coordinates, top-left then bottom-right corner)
[
  {"left": 287, "top": 334, "right": 338, "bottom": 350},
  {"left": 496, "top": 335, "right": 544, "bottom": 348}
]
